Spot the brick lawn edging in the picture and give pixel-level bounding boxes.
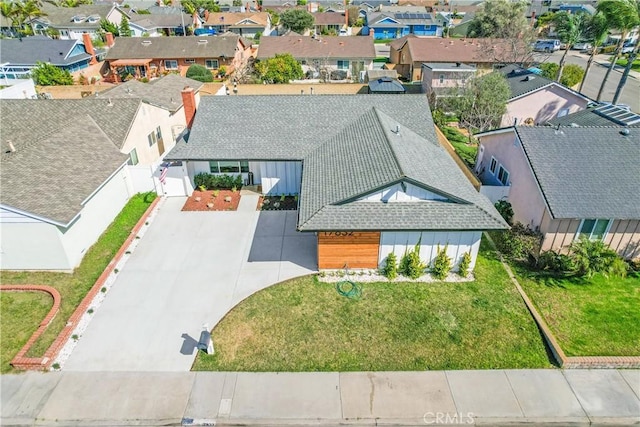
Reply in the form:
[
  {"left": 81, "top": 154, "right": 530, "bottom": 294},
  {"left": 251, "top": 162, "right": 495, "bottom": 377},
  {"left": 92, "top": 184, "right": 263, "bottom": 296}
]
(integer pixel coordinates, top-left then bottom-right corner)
[
  {"left": 1, "top": 285, "right": 61, "bottom": 370},
  {"left": 484, "top": 233, "right": 640, "bottom": 369},
  {"left": 8, "top": 196, "right": 161, "bottom": 371}
]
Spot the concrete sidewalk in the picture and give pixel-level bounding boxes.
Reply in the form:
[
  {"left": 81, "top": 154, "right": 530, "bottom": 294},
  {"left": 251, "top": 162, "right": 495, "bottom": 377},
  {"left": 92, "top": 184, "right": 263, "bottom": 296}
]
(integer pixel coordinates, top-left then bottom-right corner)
[{"left": 2, "top": 369, "right": 638, "bottom": 426}]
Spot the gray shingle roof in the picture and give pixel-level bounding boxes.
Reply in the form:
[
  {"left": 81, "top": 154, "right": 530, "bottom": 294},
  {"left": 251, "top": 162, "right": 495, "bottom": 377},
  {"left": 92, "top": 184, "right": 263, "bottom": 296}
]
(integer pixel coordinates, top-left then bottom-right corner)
[
  {"left": 0, "top": 98, "right": 141, "bottom": 151},
  {"left": 499, "top": 64, "right": 590, "bottom": 101},
  {"left": 165, "top": 94, "right": 439, "bottom": 161},
  {"left": 515, "top": 126, "right": 640, "bottom": 219},
  {"left": 0, "top": 114, "right": 128, "bottom": 225},
  {"left": 37, "top": 4, "right": 114, "bottom": 28},
  {"left": 299, "top": 107, "right": 507, "bottom": 231},
  {"left": 97, "top": 74, "right": 203, "bottom": 113},
  {"left": 547, "top": 107, "right": 640, "bottom": 128},
  {"left": 0, "top": 36, "right": 95, "bottom": 67},
  {"left": 105, "top": 34, "right": 245, "bottom": 60}
]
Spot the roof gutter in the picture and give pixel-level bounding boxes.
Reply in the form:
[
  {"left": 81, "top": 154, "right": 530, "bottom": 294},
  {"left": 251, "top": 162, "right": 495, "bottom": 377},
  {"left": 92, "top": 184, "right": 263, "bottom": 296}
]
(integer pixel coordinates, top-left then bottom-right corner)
[{"left": 0, "top": 203, "right": 72, "bottom": 228}]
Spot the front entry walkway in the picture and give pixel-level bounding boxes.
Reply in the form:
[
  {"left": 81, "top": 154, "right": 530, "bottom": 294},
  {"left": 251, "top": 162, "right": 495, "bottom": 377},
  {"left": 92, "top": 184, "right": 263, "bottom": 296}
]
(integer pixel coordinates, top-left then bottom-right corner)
[{"left": 64, "top": 197, "right": 317, "bottom": 372}]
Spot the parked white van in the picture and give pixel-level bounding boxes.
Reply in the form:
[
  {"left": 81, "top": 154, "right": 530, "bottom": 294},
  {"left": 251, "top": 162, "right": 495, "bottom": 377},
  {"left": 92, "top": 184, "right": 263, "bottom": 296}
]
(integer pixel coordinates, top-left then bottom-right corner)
[{"left": 534, "top": 39, "right": 561, "bottom": 52}]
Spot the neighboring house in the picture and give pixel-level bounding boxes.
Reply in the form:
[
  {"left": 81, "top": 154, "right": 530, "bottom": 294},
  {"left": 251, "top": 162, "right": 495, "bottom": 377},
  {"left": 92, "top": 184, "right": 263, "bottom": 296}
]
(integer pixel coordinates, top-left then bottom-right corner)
[
  {"left": 203, "top": 12, "right": 272, "bottom": 38},
  {"left": 312, "top": 12, "right": 346, "bottom": 34},
  {"left": 0, "top": 99, "right": 134, "bottom": 271},
  {"left": 129, "top": 12, "right": 195, "bottom": 36},
  {"left": 365, "top": 8, "right": 442, "bottom": 40},
  {"left": 474, "top": 126, "right": 640, "bottom": 260},
  {"left": 421, "top": 62, "right": 477, "bottom": 98},
  {"left": 104, "top": 35, "right": 251, "bottom": 81},
  {"left": 389, "top": 36, "right": 522, "bottom": 81},
  {"left": 95, "top": 74, "right": 203, "bottom": 165},
  {"left": 499, "top": 65, "right": 591, "bottom": 127},
  {"left": 164, "top": 94, "right": 506, "bottom": 270},
  {"left": 30, "top": 3, "right": 126, "bottom": 41},
  {"left": 256, "top": 35, "right": 375, "bottom": 81},
  {"left": 447, "top": 11, "right": 475, "bottom": 37},
  {"left": 0, "top": 35, "right": 102, "bottom": 81}
]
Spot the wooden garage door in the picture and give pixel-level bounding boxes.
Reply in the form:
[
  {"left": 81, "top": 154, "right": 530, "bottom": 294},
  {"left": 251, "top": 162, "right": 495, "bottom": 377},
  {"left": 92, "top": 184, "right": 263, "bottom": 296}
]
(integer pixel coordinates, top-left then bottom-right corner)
[{"left": 317, "top": 231, "right": 380, "bottom": 269}]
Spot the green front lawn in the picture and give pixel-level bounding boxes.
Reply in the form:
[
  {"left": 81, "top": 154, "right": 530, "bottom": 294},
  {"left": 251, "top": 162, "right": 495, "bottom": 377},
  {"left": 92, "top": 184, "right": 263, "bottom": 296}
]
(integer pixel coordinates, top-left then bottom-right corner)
[
  {"left": 515, "top": 268, "right": 640, "bottom": 357},
  {"left": 1, "top": 292, "right": 53, "bottom": 373},
  {"left": 0, "top": 192, "right": 156, "bottom": 372},
  {"left": 616, "top": 58, "right": 640, "bottom": 72},
  {"left": 193, "top": 242, "right": 552, "bottom": 371}
]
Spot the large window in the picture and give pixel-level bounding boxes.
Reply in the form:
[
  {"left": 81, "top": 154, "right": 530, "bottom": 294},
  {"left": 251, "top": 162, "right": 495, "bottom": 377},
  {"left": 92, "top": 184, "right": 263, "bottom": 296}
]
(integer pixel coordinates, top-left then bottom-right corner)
[
  {"left": 497, "top": 165, "right": 509, "bottom": 185},
  {"left": 578, "top": 219, "right": 610, "bottom": 241},
  {"left": 209, "top": 160, "right": 249, "bottom": 174},
  {"left": 148, "top": 126, "right": 162, "bottom": 147},
  {"left": 164, "top": 60, "right": 178, "bottom": 70},
  {"left": 489, "top": 157, "right": 497, "bottom": 174},
  {"left": 205, "top": 59, "right": 219, "bottom": 69},
  {"left": 337, "top": 60, "right": 349, "bottom": 70}
]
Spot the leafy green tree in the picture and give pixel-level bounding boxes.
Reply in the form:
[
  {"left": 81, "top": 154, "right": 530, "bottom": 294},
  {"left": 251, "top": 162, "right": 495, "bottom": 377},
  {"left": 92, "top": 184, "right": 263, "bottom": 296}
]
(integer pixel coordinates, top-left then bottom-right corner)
[
  {"left": 539, "top": 62, "right": 559, "bottom": 80},
  {"left": 279, "top": 9, "right": 314, "bottom": 34},
  {"left": 465, "top": 0, "right": 536, "bottom": 64},
  {"left": 255, "top": 53, "right": 303, "bottom": 83},
  {"left": 553, "top": 11, "right": 588, "bottom": 82},
  {"left": 119, "top": 15, "right": 131, "bottom": 36},
  {"left": 595, "top": 0, "right": 640, "bottom": 101},
  {"left": 181, "top": 0, "right": 220, "bottom": 15},
  {"left": 579, "top": 12, "right": 609, "bottom": 92},
  {"left": 31, "top": 62, "right": 74, "bottom": 85},
  {"left": 440, "top": 72, "right": 510, "bottom": 132},
  {"left": 186, "top": 64, "right": 213, "bottom": 82},
  {"left": 560, "top": 64, "right": 585, "bottom": 88},
  {"left": 100, "top": 18, "right": 119, "bottom": 35}
]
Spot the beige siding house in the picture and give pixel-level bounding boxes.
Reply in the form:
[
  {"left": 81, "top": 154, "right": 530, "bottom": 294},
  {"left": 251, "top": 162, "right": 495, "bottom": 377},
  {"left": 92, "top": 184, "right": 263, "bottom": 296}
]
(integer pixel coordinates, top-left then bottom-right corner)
[{"left": 475, "top": 126, "right": 640, "bottom": 260}]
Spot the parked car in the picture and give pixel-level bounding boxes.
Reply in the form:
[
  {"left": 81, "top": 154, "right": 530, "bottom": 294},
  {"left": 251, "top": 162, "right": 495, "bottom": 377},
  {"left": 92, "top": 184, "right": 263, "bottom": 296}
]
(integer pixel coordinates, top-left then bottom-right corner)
[
  {"left": 621, "top": 42, "right": 635, "bottom": 54},
  {"left": 572, "top": 41, "right": 592, "bottom": 51},
  {"left": 194, "top": 28, "right": 217, "bottom": 36},
  {"left": 534, "top": 39, "right": 561, "bottom": 52}
]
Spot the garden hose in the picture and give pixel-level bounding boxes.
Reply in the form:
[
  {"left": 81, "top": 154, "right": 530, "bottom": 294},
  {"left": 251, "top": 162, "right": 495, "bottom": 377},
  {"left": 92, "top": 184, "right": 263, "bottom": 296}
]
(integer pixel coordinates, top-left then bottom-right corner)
[{"left": 336, "top": 280, "right": 362, "bottom": 299}]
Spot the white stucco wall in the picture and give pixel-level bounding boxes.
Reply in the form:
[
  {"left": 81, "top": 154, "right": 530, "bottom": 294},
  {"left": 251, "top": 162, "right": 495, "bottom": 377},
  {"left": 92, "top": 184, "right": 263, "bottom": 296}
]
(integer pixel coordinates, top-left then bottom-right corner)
[
  {"left": 0, "top": 166, "right": 132, "bottom": 271},
  {"left": 0, "top": 211, "right": 71, "bottom": 270},
  {"left": 379, "top": 230, "right": 482, "bottom": 271},
  {"left": 121, "top": 102, "right": 192, "bottom": 165},
  {"left": 59, "top": 166, "right": 132, "bottom": 268}
]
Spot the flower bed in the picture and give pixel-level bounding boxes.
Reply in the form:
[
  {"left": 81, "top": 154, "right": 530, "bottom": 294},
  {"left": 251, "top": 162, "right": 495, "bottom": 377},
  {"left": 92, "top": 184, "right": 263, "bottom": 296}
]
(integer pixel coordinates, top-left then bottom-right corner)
[
  {"left": 182, "top": 190, "right": 241, "bottom": 211},
  {"left": 259, "top": 195, "right": 298, "bottom": 211}
]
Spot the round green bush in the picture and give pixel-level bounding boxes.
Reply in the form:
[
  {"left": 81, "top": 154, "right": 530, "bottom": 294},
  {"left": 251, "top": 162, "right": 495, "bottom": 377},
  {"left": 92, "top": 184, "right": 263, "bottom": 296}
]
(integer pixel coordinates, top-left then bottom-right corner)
[{"left": 186, "top": 64, "right": 213, "bottom": 83}]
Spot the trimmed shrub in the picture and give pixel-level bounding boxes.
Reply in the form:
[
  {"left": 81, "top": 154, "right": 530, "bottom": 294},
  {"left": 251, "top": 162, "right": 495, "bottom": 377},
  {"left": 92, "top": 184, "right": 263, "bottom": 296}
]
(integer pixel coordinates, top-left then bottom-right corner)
[
  {"left": 431, "top": 245, "right": 452, "bottom": 280},
  {"left": 458, "top": 251, "right": 472, "bottom": 277},
  {"left": 382, "top": 252, "right": 398, "bottom": 280},
  {"left": 194, "top": 173, "right": 242, "bottom": 190},
  {"left": 186, "top": 64, "right": 214, "bottom": 83},
  {"left": 399, "top": 243, "right": 426, "bottom": 279}
]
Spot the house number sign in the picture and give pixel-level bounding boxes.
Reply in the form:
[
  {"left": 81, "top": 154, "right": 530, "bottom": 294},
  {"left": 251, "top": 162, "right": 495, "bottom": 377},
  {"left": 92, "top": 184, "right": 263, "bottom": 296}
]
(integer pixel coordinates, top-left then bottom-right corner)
[{"left": 322, "top": 232, "right": 355, "bottom": 237}]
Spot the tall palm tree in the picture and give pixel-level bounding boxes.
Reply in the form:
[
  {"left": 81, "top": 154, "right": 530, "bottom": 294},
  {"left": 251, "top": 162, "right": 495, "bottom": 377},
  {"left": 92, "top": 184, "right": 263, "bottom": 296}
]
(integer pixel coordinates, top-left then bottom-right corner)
[
  {"left": 553, "top": 11, "right": 587, "bottom": 83},
  {"left": 579, "top": 12, "right": 609, "bottom": 92},
  {"left": 19, "top": 0, "right": 47, "bottom": 33},
  {"left": 612, "top": 0, "right": 640, "bottom": 104},
  {"left": 595, "top": 0, "right": 640, "bottom": 101}
]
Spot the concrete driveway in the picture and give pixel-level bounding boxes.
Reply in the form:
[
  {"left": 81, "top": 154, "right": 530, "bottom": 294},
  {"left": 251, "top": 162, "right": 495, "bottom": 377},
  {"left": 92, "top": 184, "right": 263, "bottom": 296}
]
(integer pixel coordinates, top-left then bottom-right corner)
[{"left": 64, "top": 196, "right": 317, "bottom": 372}]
